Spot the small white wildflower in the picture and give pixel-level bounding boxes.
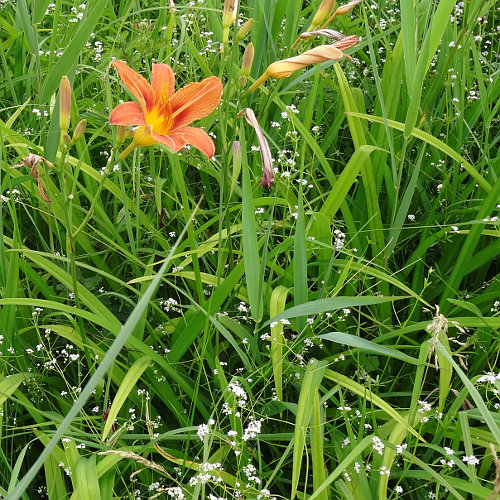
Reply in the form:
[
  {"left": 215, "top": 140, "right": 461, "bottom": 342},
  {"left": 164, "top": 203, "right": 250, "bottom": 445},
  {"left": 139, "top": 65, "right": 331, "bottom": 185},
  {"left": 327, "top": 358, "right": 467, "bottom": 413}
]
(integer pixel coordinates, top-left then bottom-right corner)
[
  {"left": 197, "top": 423, "right": 210, "bottom": 440},
  {"left": 462, "top": 455, "right": 480, "bottom": 465}
]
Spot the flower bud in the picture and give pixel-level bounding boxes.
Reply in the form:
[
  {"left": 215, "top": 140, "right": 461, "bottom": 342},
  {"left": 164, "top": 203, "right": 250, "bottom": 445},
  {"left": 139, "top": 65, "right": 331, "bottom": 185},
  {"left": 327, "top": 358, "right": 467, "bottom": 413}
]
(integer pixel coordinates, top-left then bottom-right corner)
[
  {"left": 309, "top": 0, "right": 336, "bottom": 30},
  {"left": 115, "top": 125, "right": 128, "bottom": 148},
  {"left": 334, "top": 0, "right": 363, "bottom": 16},
  {"left": 237, "top": 108, "right": 274, "bottom": 188},
  {"left": 249, "top": 44, "right": 350, "bottom": 92},
  {"left": 222, "top": 0, "right": 238, "bottom": 29},
  {"left": 238, "top": 75, "right": 248, "bottom": 87},
  {"left": 236, "top": 18, "right": 253, "bottom": 42},
  {"left": 241, "top": 43, "right": 254, "bottom": 77},
  {"left": 332, "top": 35, "right": 359, "bottom": 52},
  {"left": 72, "top": 119, "right": 87, "bottom": 143},
  {"left": 222, "top": 0, "right": 238, "bottom": 45},
  {"left": 59, "top": 76, "right": 71, "bottom": 134}
]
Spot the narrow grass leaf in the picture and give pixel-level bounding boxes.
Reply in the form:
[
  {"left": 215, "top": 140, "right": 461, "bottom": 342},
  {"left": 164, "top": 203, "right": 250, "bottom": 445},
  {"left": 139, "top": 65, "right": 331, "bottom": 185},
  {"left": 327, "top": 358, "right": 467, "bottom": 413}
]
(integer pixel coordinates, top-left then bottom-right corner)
[
  {"left": 308, "top": 435, "right": 373, "bottom": 500},
  {"left": 311, "top": 389, "right": 327, "bottom": 500},
  {"left": 6, "top": 445, "right": 29, "bottom": 496},
  {"left": 319, "top": 145, "right": 379, "bottom": 219},
  {"left": 240, "top": 129, "right": 263, "bottom": 321},
  {"left": 318, "top": 331, "right": 418, "bottom": 364},
  {"left": 294, "top": 196, "right": 307, "bottom": 333},
  {"left": 15, "top": 0, "right": 38, "bottom": 55},
  {"left": 74, "top": 455, "right": 101, "bottom": 500}
]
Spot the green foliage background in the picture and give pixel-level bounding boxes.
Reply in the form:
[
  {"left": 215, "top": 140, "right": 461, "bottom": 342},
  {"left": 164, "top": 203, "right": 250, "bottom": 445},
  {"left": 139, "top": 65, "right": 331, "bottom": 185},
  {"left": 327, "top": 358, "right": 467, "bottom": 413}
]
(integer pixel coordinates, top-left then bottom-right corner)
[{"left": 0, "top": 0, "right": 499, "bottom": 498}]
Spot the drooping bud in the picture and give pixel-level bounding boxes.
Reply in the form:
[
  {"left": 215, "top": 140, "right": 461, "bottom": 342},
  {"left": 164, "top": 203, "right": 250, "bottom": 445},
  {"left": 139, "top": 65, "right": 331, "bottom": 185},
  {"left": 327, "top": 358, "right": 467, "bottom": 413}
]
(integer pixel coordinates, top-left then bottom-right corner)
[
  {"left": 292, "top": 29, "right": 346, "bottom": 49},
  {"left": 11, "top": 154, "right": 53, "bottom": 202},
  {"left": 236, "top": 18, "right": 253, "bottom": 42},
  {"left": 249, "top": 44, "right": 355, "bottom": 92},
  {"left": 237, "top": 108, "right": 274, "bottom": 188},
  {"left": 59, "top": 76, "right": 71, "bottom": 134},
  {"left": 72, "top": 119, "right": 87, "bottom": 143}
]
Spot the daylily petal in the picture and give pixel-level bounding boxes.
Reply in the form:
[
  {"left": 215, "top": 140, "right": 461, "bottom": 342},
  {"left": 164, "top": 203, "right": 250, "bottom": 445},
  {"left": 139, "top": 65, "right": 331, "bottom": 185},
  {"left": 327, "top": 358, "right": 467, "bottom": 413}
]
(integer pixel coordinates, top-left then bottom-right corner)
[
  {"left": 153, "top": 127, "right": 216, "bottom": 158},
  {"left": 152, "top": 63, "right": 175, "bottom": 101},
  {"left": 170, "top": 76, "right": 223, "bottom": 130},
  {"left": 109, "top": 102, "right": 146, "bottom": 126},
  {"left": 152, "top": 131, "right": 185, "bottom": 152},
  {"left": 112, "top": 60, "right": 155, "bottom": 114}
]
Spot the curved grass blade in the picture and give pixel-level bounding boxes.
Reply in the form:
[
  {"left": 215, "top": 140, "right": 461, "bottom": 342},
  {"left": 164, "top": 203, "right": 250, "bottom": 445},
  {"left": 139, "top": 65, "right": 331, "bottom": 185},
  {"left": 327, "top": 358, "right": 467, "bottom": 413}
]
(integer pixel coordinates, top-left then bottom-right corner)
[{"left": 318, "top": 331, "right": 419, "bottom": 364}]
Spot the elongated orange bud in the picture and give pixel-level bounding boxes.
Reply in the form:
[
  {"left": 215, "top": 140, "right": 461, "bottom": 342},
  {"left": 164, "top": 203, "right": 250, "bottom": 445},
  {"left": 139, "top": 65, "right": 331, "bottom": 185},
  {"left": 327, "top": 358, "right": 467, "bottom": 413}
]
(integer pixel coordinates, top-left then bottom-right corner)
[
  {"left": 333, "top": 0, "right": 363, "bottom": 16},
  {"left": 332, "top": 35, "right": 359, "bottom": 51},
  {"left": 223, "top": 0, "right": 238, "bottom": 28},
  {"left": 59, "top": 76, "right": 71, "bottom": 134},
  {"left": 249, "top": 44, "right": 355, "bottom": 92},
  {"left": 239, "top": 43, "right": 255, "bottom": 87}
]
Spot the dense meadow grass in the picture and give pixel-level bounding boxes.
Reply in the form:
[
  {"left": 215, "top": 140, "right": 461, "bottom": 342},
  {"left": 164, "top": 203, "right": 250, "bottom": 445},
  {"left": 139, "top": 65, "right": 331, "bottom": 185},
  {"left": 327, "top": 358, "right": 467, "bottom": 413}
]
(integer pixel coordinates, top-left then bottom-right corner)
[{"left": 1, "top": 0, "right": 499, "bottom": 498}]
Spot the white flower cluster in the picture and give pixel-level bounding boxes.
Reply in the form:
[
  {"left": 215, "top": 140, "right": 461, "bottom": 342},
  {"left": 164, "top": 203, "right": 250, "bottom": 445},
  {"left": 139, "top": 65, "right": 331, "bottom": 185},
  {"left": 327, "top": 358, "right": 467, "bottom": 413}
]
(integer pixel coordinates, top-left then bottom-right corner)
[
  {"left": 242, "top": 417, "right": 262, "bottom": 441},
  {"left": 372, "top": 436, "right": 385, "bottom": 455},
  {"left": 228, "top": 381, "right": 248, "bottom": 407},
  {"left": 476, "top": 371, "right": 500, "bottom": 384}
]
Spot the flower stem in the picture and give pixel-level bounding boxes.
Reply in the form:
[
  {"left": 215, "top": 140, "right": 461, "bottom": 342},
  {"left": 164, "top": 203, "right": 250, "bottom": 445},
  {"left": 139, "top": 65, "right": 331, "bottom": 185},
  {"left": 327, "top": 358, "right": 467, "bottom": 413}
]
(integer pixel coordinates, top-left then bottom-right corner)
[{"left": 118, "top": 141, "right": 137, "bottom": 161}]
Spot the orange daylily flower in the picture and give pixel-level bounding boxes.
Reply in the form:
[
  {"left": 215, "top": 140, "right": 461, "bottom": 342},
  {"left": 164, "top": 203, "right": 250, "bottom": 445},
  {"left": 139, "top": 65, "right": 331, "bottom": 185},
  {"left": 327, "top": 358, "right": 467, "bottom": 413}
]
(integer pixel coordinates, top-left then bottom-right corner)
[{"left": 110, "top": 60, "right": 223, "bottom": 159}]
